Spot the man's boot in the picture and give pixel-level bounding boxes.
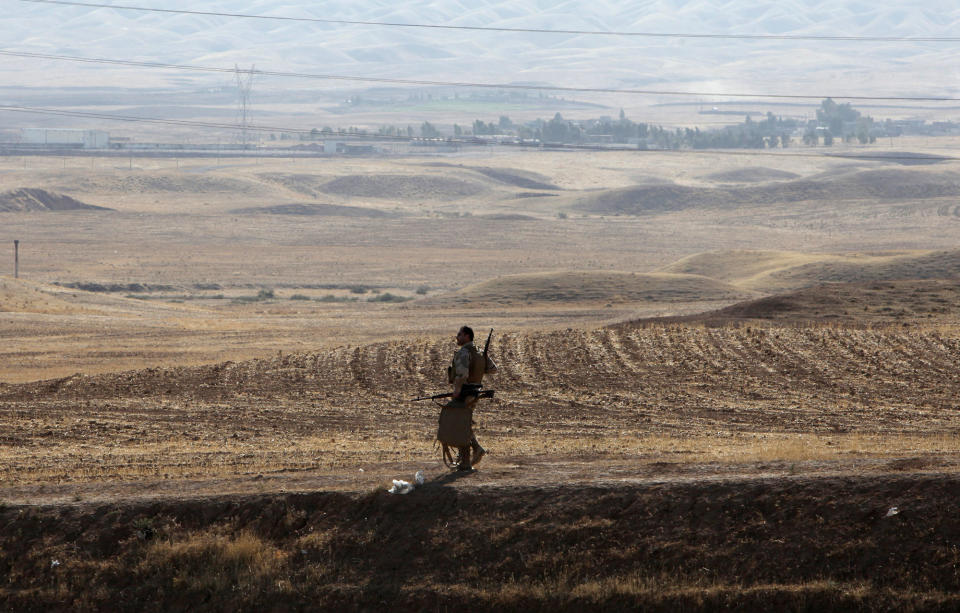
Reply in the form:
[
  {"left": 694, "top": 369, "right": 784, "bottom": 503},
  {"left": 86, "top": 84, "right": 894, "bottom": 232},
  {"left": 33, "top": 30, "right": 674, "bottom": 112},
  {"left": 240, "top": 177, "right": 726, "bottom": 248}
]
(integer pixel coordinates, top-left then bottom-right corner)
[
  {"left": 456, "top": 445, "right": 472, "bottom": 471},
  {"left": 471, "top": 437, "right": 486, "bottom": 466}
]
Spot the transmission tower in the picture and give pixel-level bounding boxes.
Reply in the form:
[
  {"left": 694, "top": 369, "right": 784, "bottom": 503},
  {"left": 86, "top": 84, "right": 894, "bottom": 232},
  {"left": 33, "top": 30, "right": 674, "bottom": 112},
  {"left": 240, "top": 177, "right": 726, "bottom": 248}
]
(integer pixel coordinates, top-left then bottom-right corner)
[{"left": 235, "top": 64, "right": 255, "bottom": 149}]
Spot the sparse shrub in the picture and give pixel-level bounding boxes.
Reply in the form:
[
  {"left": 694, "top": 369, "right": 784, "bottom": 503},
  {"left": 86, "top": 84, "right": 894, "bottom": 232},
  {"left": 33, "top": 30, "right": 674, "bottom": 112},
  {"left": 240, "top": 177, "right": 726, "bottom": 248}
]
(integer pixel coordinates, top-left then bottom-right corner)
[
  {"left": 349, "top": 286, "right": 368, "bottom": 294},
  {"left": 289, "top": 294, "right": 311, "bottom": 301},
  {"left": 233, "top": 289, "right": 277, "bottom": 304},
  {"left": 316, "top": 294, "right": 357, "bottom": 302},
  {"left": 133, "top": 517, "right": 155, "bottom": 541},
  {"left": 557, "top": 211, "right": 568, "bottom": 219},
  {"left": 368, "top": 292, "right": 411, "bottom": 303},
  {"left": 416, "top": 285, "right": 430, "bottom": 295}
]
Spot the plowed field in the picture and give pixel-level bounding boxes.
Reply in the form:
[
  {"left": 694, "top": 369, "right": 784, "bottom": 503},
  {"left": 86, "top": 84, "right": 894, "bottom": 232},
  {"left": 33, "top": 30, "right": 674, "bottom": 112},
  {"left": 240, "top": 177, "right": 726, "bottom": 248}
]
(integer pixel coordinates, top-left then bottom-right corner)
[{"left": 3, "top": 325, "right": 960, "bottom": 493}]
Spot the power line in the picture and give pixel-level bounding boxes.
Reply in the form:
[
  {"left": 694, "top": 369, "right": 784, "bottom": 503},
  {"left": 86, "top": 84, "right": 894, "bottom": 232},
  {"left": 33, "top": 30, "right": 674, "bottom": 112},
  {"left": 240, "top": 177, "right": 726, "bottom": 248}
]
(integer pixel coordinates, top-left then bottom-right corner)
[
  {"left": 2, "top": 50, "right": 959, "bottom": 103},
  {"left": 17, "top": 0, "right": 960, "bottom": 43},
  {"left": 0, "top": 103, "right": 954, "bottom": 164}
]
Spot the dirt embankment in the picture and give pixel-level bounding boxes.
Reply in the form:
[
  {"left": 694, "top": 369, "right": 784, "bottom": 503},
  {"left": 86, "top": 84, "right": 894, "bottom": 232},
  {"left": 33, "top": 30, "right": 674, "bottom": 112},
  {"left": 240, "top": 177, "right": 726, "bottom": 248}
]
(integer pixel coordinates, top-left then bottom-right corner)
[
  {"left": 633, "top": 278, "right": 960, "bottom": 326},
  {"left": 575, "top": 169, "right": 960, "bottom": 215},
  {"left": 3, "top": 475, "right": 960, "bottom": 611},
  {"left": 702, "top": 167, "right": 800, "bottom": 183},
  {"left": 659, "top": 248, "right": 960, "bottom": 293},
  {"left": 321, "top": 174, "right": 489, "bottom": 200},
  {"left": 0, "top": 188, "right": 111, "bottom": 212}
]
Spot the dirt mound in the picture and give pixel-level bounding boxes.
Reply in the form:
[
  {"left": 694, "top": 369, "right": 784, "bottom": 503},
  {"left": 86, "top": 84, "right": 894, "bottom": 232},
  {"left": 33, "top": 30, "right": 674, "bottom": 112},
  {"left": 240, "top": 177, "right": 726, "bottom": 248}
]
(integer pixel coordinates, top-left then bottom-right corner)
[
  {"left": 423, "top": 163, "right": 561, "bottom": 190},
  {"left": 660, "top": 249, "right": 960, "bottom": 293},
  {"left": 0, "top": 188, "right": 111, "bottom": 212},
  {"left": 513, "top": 192, "right": 558, "bottom": 198},
  {"left": 3, "top": 475, "right": 959, "bottom": 611},
  {"left": 57, "top": 174, "right": 260, "bottom": 195},
  {"left": 477, "top": 213, "right": 538, "bottom": 221},
  {"left": 229, "top": 203, "right": 398, "bottom": 218},
  {"left": 440, "top": 271, "right": 752, "bottom": 304},
  {"left": 574, "top": 183, "right": 708, "bottom": 214},
  {"left": 255, "top": 173, "right": 329, "bottom": 198},
  {"left": 660, "top": 250, "right": 818, "bottom": 284},
  {"left": 575, "top": 169, "right": 960, "bottom": 215},
  {"left": 761, "top": 249, "right": 960, "bottom": 291},
  {"left": 0, "top": 278, "right": 102, "bottom": 315},
  {"left": 320, "top": 174, "right": 487, "bottom": 200},
  {"left": 829, "top": 151, "right": 953, "bottom": 165},
  {"left": 703, "top": 167, "right": 800, "bottom": 182},
  {"left": 466, "top": 166, "right": 560, "bottom": 190},
  {"left": 633, "top": 279, "right": 960, "bottom": 325}
]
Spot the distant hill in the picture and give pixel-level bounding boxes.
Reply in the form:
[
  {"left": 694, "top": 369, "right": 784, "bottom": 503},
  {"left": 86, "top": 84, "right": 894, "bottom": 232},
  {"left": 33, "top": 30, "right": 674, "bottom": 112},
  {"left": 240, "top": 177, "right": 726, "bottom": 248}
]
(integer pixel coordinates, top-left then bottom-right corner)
[
  {"left": 620, "top": 279, "right": 960, "bottom": 327},
  {"left": 702, "top": 167, "right": 801, "bottom": 183},
  {"left": 320, "top": 174, "right": 488, "bottom": 200},
  {"left": 437, "top": 271, "right": 754, "bottom": 305},
  {"left": 659, "top": 249, "right": 960, "bottom": 293},
  {"left": 0, "top": 189, "right": 111, "bottom": 213},
  {"left": 229, "top": 203, "right": 398, "bottom": 218},
  {"left": 4, "top": 1, "right": 958, "bottom": 96},
  {"left": 574, "top": 170, "right": 960, "bottom": 215}
]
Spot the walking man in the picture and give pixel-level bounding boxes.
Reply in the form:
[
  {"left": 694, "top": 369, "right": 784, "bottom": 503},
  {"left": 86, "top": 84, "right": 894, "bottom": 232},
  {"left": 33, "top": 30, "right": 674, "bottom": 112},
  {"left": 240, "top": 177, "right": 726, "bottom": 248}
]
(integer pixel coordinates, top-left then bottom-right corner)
[{"left": 440, "top": 325, "right": 497, "bottom": 471}]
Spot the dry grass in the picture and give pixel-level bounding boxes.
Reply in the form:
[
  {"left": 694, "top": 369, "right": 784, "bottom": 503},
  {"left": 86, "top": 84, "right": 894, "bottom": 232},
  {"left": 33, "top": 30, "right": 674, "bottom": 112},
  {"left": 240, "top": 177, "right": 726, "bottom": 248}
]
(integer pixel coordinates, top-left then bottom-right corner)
[{"left": 140, "top": 529, "right": 287, "bottom": 595}]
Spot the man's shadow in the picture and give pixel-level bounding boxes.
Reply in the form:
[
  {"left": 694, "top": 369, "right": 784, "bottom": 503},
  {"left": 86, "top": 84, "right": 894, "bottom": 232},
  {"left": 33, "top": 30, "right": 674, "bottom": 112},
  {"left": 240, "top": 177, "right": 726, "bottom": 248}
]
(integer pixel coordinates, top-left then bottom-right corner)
[{"left": 424, "top": 469, "right": 477, "bottom": 487}]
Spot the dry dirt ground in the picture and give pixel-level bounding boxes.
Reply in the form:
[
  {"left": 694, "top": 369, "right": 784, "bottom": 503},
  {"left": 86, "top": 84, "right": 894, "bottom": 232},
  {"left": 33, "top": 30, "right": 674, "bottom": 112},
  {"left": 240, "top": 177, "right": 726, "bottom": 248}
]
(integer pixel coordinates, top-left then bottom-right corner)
[
  {"left": 3, "top": 320, "right": 960, "bottom": 609},
  {"left": 3, "top": 148, "right": 960, "bottom": 609},
  {"left": 2, "top": 146, "right": 960, "bottom": 381}
]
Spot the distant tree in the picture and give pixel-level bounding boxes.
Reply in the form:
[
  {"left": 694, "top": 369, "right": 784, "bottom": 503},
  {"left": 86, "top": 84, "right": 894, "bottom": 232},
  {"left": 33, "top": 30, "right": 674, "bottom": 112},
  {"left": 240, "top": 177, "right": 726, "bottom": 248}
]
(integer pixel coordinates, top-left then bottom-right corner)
[
  {"left": 420, "top": 121, "right": 440, "bottom": 138},
  {"left": 543, "top": 112, "right": 571, "bottom": 142},
  {"left": 855, "top": 117, "right": 872, "bottom": 144},
  {"left": 453, "top": 124, "right": 462, "bottom": 137},
  {"left": 816, "top": 98, "right": 869, "bottom": 141}
]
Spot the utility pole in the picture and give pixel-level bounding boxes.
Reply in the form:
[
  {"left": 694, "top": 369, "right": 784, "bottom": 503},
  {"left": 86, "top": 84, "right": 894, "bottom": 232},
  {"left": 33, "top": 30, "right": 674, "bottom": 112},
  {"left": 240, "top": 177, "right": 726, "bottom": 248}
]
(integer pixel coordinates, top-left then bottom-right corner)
[
  {"left": 235, "top": 64, "right": 255, "bottom": 149},
  {"left": 13, "top": 240, "right": 19, "bottom": 279}
]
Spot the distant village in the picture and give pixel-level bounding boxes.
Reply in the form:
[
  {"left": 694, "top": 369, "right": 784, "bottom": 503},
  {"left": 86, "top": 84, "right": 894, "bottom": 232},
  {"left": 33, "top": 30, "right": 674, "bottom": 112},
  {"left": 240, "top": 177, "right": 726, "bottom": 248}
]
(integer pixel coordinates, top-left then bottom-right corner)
[{"left": 2, "top": 99, "right": 958, "bottom": 157}]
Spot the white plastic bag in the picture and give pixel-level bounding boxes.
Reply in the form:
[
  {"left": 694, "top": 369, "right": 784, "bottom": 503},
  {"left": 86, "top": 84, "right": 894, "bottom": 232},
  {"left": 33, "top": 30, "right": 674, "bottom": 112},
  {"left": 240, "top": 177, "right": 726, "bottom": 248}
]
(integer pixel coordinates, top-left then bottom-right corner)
[
  {"left": 388, "top": 480, "right": 414, "bottom": 495},
  {"left": 387, "top": 470, "right": 426, "bottom": 494}
]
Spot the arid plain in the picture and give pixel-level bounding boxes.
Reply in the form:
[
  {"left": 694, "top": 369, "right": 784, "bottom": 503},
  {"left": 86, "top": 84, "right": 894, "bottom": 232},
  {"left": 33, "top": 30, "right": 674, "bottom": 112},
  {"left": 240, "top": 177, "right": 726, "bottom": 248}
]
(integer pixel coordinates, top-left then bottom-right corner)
[{"left": 3, "top": 142, "right": 960, "bottom": 610}]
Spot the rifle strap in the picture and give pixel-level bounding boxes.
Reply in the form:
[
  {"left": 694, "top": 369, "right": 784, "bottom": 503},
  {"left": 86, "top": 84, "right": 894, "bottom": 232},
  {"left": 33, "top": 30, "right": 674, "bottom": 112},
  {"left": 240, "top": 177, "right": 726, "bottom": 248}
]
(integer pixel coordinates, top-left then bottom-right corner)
[{"left": 436, "top": 440, "right": 457, "bottom": 468}]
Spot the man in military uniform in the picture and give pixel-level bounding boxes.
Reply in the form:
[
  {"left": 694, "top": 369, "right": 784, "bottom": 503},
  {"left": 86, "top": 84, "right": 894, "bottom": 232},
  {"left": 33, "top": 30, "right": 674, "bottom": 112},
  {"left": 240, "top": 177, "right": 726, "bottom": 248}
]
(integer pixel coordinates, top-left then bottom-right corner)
[{"left": 443, "top": 325, "right": 496, "bottom": 471}]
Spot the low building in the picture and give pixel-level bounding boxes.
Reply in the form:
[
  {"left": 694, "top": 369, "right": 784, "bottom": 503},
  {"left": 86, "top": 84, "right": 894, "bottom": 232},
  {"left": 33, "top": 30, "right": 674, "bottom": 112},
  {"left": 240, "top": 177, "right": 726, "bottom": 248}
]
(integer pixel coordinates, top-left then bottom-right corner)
[{"left": 21, "top": 128, "right": 110, "bottom": 149}]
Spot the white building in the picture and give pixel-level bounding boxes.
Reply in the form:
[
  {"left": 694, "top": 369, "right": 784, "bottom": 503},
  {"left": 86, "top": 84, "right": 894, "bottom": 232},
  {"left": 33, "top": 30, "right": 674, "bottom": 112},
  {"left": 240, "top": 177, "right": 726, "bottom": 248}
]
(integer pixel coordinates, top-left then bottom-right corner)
[{"left": 21, "top": 128, "right": 110, "bottom": 148}]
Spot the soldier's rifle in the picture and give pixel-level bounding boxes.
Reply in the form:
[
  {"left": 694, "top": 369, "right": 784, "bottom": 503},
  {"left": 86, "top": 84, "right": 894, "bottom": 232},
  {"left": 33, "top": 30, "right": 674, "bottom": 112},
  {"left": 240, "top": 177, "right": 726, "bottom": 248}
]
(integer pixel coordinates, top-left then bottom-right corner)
[
  {"left": 411, "top": 328, "right": 497, "bottom": 402},
  {"left": 482, "top": 327, "right": 493, "bottom": 369},
  {"left": 411, "top": 389, "right": 495, "bottom": 402}
]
